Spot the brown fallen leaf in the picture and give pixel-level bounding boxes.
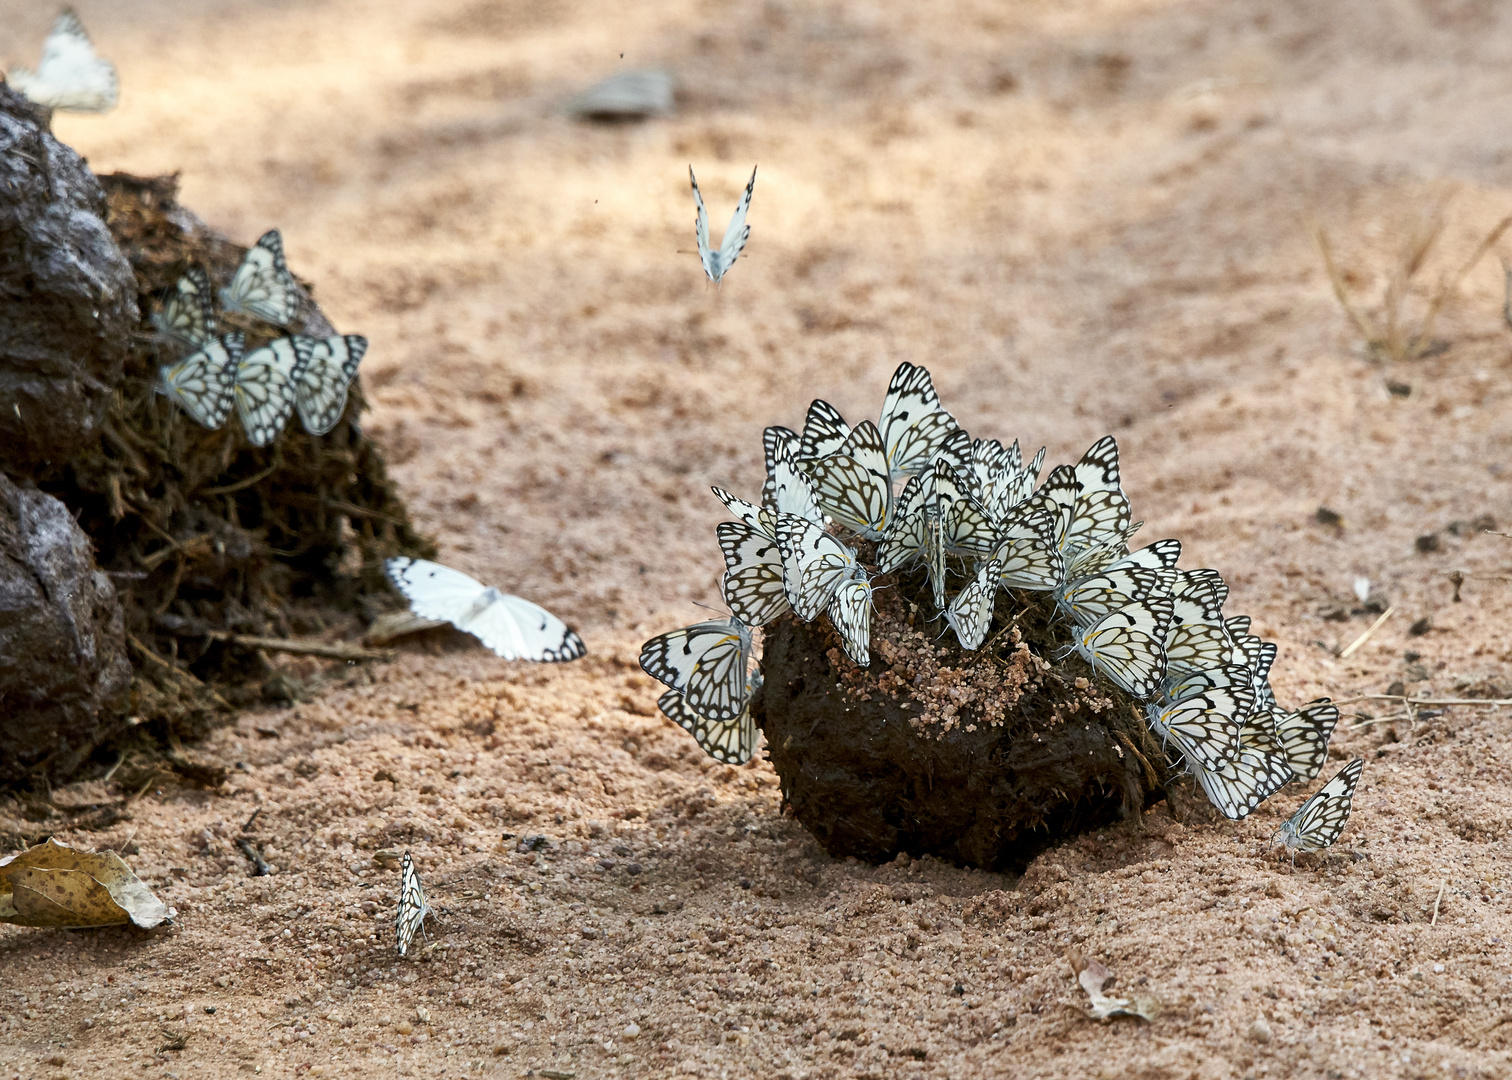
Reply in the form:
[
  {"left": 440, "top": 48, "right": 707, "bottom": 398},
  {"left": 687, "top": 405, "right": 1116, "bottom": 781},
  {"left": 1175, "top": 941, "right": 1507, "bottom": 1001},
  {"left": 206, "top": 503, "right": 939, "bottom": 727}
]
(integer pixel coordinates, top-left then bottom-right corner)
[
  {"left": 1067, "top": 949, "right": 1158, "bottom": 1022},
  {"left": 0, "top": 838, "right": 171, "bottom": 929}
]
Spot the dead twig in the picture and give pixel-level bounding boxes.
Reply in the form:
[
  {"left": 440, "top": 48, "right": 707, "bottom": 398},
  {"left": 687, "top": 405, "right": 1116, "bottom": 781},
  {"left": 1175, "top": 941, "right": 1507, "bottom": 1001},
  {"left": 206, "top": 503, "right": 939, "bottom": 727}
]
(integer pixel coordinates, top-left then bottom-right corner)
[
  {"left": 1332, "top": 694, "right": 1512, "bottom": 708},
  {"left": 1339, "top": 606, "right": 1394, "bottom": 660},
  {"left": 199, "top": 631, "right": 393, "bottom": 663},
  {"left": 1431, "top": 881, "right": 1447, "bottom": 927},
  {"left": 236, "top": 837, "right": 272, "bottom": 876}
]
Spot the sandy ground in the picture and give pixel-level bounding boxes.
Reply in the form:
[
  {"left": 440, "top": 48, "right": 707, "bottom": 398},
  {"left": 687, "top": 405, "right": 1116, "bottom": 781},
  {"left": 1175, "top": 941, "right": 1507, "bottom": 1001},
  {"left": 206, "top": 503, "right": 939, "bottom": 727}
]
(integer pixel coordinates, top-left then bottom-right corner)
[{"left": 5, "top": 0, "right": 1512, "bottom": 1076}]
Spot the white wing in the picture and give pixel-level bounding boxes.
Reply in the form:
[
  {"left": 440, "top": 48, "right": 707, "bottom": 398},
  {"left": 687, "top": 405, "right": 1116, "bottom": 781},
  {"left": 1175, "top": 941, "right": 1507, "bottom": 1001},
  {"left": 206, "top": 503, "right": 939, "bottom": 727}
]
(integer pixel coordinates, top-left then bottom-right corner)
[
  {"left": 1275, "top": 700, "right": 1340, "bottom": 783},
  {"left": 639, "top": 616, "right": 754, "bottom": 723},
  {"left": 1059, "top": 565, "right": 1174, "bottom": 627},
  {"left": 156, "top": 333, "right": 242, "bottom": 429},
  {"left": 385, "top": 557, "right": 585, "bottom": 663},
  {"left": 295, "top": 334, "right": 368, "bottom": 435},
  {"left": 826, "top": 576, "right": 872, "bottom": 667},
  {"left": 221, "top": 229, "right": 300, "bottom": 326},
  {"left": 946, "top": 558, "right": 1000, "bottom": 651},
  {"left": 10, "top": 8, "right": 118, "bottom": 112},
  {"left": 1275, "top": 758, "right": 1363, "bottom": 853},
  {"left": 717, "top": 521, "right": 790, "bottom": 626},
  {"left": 151, "top": 268, "right": 217, "bottom": 349},
  {"left": 711, "top": 486, "right": 766, "bottom": 532},
  {"left": 1072, "top": 598, "right": 1172, "bottom": 699},
  {"left": 775, "top": 515, "right": 862, "bottom": 622},
  {"left": 396, "top": 851, "right": 430, "bottom": 956},
  {"left": 878, "top": 362, "right": 959, "bottom": 478},
  {"left": 689, "top": 165, "right": 755, "bottom": 283},
  {"left": 808, "top": 421, "right": 893, "bottom": 539},
  {"left": 1146, "top": 687, "right": 1250, "bottom": 771},
  {"left": 658, "top": 687, "right": 757, "bottom": 765},
  {"left": 235, "top": 337, "right": 310, "bottom": 447},
  {"left": 797, "top": 399, "right": 851, "bottom": 461},
  {"left": 1190, "top": 743, "right": 1293, "bottom": 820}
]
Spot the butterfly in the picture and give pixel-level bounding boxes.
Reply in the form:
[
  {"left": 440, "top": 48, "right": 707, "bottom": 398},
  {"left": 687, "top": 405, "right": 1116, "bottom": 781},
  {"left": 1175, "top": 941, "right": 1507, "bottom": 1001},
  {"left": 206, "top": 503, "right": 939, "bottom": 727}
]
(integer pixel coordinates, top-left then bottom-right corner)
[
  {"left": 1189, "top": 738, "right": 1294, "bottom": 821},
  {"left": 877, "top": 362, "right": 960, "bottom": 478},
  {"left": 716, "top": 520, "right": 790, "bottom": 626},
  {"left": 156, "top": 333, "right": 242, "bottom": 429},
  {"left": 1039, "top": 437, "right": 1130, "bottom": 554},
  {"left": 235, "top": 337, "right": 312, "bottom": 447},
  {"left": 396, "top": 851, "right": 431, "bottom": 957},
  {"left": 1169, "top": 569, "right": 1228, "bottom": 624},
  {"left": 972, "top": 440, "right": 1044, "bottom": 521},
  {"left": 807, "top": 421, "right": 894, "bottom": 538},
  {"left": 1145, "top": 686, "right": 1251, "bottom": 771},
  {"left": 9, "top": 8, "right": 118, "bottom": 112},
  {"left": 690, "top": 165, "right": 756, "bottom": 284},
  {"left": 221, "top": 229, "right": 300, "bottom": 326},
  {"left": 877, "top": 460, "right": 997, "bottom": 608},
  {"left": 946, "top": 558, "right": 1001, "bottom": 651},
  {"left": 386, "top": 557, "right": 587, "bottom": 663},
  {"left": 775, "top": 516, "right": 865, "bottom": 622},
  {"left": 1162, "top": 662, "right": 1253, "bottom": 703},
  {"left": 1274, "top": 699, "right": 1340, "bottom": 782},
  {"left": 1165, "top": 622, "right": 1238, "bottom": 679},
  {"left": 295, "top": 334, "right": 368, "bottom": 435},
  {"left": 827, "top": 575, "right": 873, "bottom": 667},
  {"left": 151, "top": 268, "right": 216, "bottom": 349},
  {"left": 1273, "top": 758, "right": 1364, "bottom": 861},
  {"left": 796, "top": 399, "right": 852, "bottom": 461},
  {"left": 1059, "top": 563, "right": 1176, "bottom": 627},
  {"left": 987, "top": 500, "right": 1062, "bottom": 592},
  {"left": 658, "top": 671, "right": 760, "bottom": 765},
  {"left": 639, "top": 615, "right": 754, "bottom": 724},
  {"left": 1070, "top": 597, "right": 1173, "bottom": 699}
]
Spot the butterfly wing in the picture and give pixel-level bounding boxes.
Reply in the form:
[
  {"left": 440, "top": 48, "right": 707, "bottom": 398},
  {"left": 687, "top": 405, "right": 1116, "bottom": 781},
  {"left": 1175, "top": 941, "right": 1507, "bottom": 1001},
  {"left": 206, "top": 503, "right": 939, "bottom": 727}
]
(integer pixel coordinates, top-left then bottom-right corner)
[
  {"left": 152, "top": 268, "right": 217, "bottom": 348},
  {"left": 295, "top": 334, "right": 368, "bottom": 435},
  {"left": 946, "top": 559, "right": 1000, "bottom": 650},
  {"left": 797, "top": 399, "right": 852, "bottom": 461},
  {"left": 808, "top": 421, "right": 892, "bottom": 538},
  {"left": 462, "top": 592, "right": 586, "bottom": 662},
  {"left": 1074, "top": 598, "right": 1172, "bottom": 698},
  {"left": 1277, "top": 758, "right": 1363, "bottom": 851},
  {"left": 776, "top": 516, "right": 860, "bottom": 621},
  {"left": 221, "top": 229, "right": 300, "bottom": 325},
  {"left": 714, "top": 165, "right": 757, "bottom": 278},
  {"left": 156, "top": 333, "right": 242, "bottom": 429},
  {"left": 990, "top": 505, "right": 1063, "bottom": 591},
  {"left": 1164, "top": 623, "right": 1235, "bottom": 678},
  {"left": 826, "top": 576, "right": 873, "bottom": 667},
  {"left": 878, "top": 362, "right": 959, "bottom": 478},
  {"left": 386, "top": 557, "right": 490, "bottom": 621},
  {"left": 658, "top": 689, "right": 757, "bottom": 765},
  {"left": 1191, "top": 743, "right": 1294, "bottom": 820},
  {"left": 639, "top": 618, "right": 754, "bottom": 723},
  {"left": 876, "top": 475, "right": 927, "bottom": 573},
  {"left": 235, "top": 337, "right": 311, "bottom": 447},
  {"left": 1275, "top": 699, "right": 1340, "bottom": 782},
  {"left": 12, "top": 9, "right": 118, "bottom": 112},
  {"left": 396, "top": 851, "right": 429, "bottom": 956},
  {"left": 1060, "top": 566, "right": 1173, "bottom": 627},
  {"left": 717, "top": 521, "right": 790, "bottom": 626},
  {"left": 1147, "top": 687, "right": 1250, "bottom": 771}
]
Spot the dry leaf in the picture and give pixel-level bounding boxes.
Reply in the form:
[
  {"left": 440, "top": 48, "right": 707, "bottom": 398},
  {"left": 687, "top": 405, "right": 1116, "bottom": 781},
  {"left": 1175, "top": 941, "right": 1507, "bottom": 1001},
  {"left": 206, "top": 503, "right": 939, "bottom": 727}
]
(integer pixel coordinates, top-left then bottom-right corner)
[
  {"left": 1067, "top": 949, "right": 1158, "bottom": 1022},
  {"left": 0, "top": 838, "right": 170, "bottom": 929}
]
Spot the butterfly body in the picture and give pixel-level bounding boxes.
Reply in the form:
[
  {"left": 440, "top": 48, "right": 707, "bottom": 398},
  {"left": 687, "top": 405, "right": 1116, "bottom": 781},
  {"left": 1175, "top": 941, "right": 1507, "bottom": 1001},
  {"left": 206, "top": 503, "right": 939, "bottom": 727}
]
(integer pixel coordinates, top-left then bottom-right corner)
[
  {"left": 1273, "top": 758, "right": 1364, "bottom": 860},
  {"left": 690, "top": 165, "right": 756, "bottom": 284}
]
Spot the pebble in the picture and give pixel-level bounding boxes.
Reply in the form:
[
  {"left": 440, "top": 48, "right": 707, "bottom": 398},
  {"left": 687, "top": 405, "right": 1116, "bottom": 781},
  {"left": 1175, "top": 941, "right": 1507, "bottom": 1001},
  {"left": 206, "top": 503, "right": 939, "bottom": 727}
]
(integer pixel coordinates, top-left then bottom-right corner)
[
  {"left": 1248, "top": 1017, "right": 1272, "bottom": 1044},
  {"left": 622, "top": 1022, "right": 640, "bottom": 1040}
]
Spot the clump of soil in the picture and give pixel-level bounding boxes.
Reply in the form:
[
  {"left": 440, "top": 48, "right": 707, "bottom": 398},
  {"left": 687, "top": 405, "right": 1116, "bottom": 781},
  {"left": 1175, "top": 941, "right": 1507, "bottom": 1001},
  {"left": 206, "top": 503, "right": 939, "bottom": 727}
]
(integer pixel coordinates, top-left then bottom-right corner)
[
  {"left": 29, "top": 173, "right": 433, "bottom": 754},
  {"left": 756, "top": 569, "right": 1174, "bottom": 873}
]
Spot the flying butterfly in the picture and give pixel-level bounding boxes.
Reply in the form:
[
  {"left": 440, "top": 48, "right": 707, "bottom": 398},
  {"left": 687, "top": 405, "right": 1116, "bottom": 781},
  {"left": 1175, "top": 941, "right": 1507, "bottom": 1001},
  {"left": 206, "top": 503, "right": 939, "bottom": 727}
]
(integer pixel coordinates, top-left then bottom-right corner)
[
  {"left": 658, "top": 672, "right": 760, "bottom": 765},
  {"left": 1070, "top": 597, "right": 1173, "bottom": 699},
  {"left": 9, "top": 8, "right": 118, "bottom": 112},
  {"left": 1273, "top": 758, "right": 1364, "bottom": 861},
  {"left": 235, "top": 336, "right": 312, "bottom": 447},
  {"left": 151, "top": 268, "right": 216, "bottom": 349},
  {"left": 221, "top": 229, "right": 300, "bottom": 326},
  {"left": 1274, "top": 699, "right": 1340, "bottom": 783},
  {"left": 386, "top": 557, "right": 587, "bottom": 663},
  {"left": 945, "top": 558, "right": 1001, "bottom": 651},
  {"left": 639, "top": 615, "right": 754, "bottom": 724},
  {"left": 396, "top": 851, "right": 431, "bottom": 957},
  {"left": 1145, "top": 686, "right": 1251, "bottom": 771},
  {"left": 295, "top": 334, "right": 368, "bottom": 435},
  {"left": 690, "top": 164, "right": 756, "bottom": 284},
  {"left": 156, "top": 332, "right": 242, "bottom": 429}
]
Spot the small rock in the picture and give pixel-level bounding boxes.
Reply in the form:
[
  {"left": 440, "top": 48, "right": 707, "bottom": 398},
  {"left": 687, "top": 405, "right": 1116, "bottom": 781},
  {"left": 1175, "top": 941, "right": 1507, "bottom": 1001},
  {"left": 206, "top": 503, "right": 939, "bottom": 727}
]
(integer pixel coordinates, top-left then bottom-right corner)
[
  {"left": 621, "top": 1022, "right": 640, "bottom": 1040},
  {"left": 1415, "top": 533, "right": 1441, "bottom": 554},
  {"left": 1248, "top": 1017, "right": 1272, "bottom": 1044},
  {"left": 394, "top": 1021, "right": 413, "bottom": 1036},
  {"left": 626, "top": 863, "right": 642, "bottom": 876}
]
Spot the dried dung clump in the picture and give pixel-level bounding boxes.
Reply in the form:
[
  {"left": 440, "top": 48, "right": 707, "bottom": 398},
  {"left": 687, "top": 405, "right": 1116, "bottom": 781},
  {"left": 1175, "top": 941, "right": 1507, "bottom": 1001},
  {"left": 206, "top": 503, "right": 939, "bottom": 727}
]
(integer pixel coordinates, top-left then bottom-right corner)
[{"left": 757, "top": 567, "right": 1174, "bottom": 873}]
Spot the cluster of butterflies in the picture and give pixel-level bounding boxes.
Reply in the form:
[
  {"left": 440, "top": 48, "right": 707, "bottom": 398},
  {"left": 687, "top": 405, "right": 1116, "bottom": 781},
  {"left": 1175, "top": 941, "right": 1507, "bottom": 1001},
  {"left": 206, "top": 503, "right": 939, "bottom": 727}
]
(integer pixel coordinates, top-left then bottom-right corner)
[
  {"left": 151, "top": 230, "right": 370, "bottom": 447},
  {"left": 6, "top": 8, "right": 117, "bottom": 113},
  {"left": 639, "top": 362, "right": 1365, "bottom": 856}
]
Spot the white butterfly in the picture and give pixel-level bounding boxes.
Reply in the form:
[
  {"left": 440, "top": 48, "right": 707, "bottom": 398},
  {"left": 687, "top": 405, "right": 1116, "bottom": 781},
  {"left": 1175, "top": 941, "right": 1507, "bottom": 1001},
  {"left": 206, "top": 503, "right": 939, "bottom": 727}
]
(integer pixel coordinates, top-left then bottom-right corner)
[
  {"left": 221, "top": 229, "right": 300, "bottom": 326},
  {"left": 1189, "top": 739, "right": 1294, "bottom": 821},
  {"left": 946, "top": 558, "right": 1000, "bottom": 651},
  {"left": 1059, "top": 563, "right": 1176, "bottom": 627},
  {"left": 716, "top": 520, "right": 790, "bottom": 626},
  {"left": 1274, "top": 699, "right": 1340, "bottom": 783},
  {"left": 808, "top": 420, "right": 894, "bottom": 539},
  {"left": 658, "top": 674, "right": 759, "bottom": 766},
  {"left": 295, "top": 334, "right": 368, "bottom": 435},
  {"left": 690, "top": 165, "right": 756, "bottom": 284},
  {"left": 985, "top": 499, "right": 1062, "bottom": 592},
  {"left": 971, "top": 439, "right": 1044, "bottom": 521},
  {"left": 1169, "top": 569, "right": 1228, "bottom": 626},
  {"left": 396, "top": 851, "right": 430, "bottom": 957},
  {"left": 876, "top": 460, "right": 997, "bottom": 608},
  {"left": 386, "top": 557, "right": 587, "bottom": 663},
  {"left": 9, "top": 8, "right": 117, "bottom": 112},
  {"left": 827, "top": 575, "right": 873, "bottom": 667},
  {"left": 1145, "top": 686, "right": 1251, "bottom": 771},
  {"left": 1070, "top": 597, "right": 1172, "bottom": 699},
  {"left": 796, "top": 399, "right": 852, "bottom": 461},
  {"left": 877, "top": 362, "right": 960, "bottom": 479},
  {"left": 774, "top": 516, "right": 865, "bottom": 623},
  {"left": 639, "top": 615, "right": 754, "bottom": 724},
  {"left": 1164, "top": 622, "right": 1237, "bottom": 679},
  {"left": 1273, "top": 758, "right": 1364, "bottom": 860},
  {"left": 151, "top": 268, "right": 216, "bottom": 349},
  {"left": 235, "top": 337, "right": 312, "bottom": 447},
  {"left": 1161, "top": 662, "right": 1253, "bottom": 703},
  {"left": 157, "top": 333, "right": 242, "bottom": 429},
  {"left": 1039, "top": 437, "right": 1131, "bottom": 555}
]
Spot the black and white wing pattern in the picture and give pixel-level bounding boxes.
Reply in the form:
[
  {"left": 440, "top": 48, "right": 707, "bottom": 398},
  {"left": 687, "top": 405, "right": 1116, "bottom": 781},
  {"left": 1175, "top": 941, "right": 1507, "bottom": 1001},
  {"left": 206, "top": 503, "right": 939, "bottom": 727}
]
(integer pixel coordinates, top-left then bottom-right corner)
[
  {"left": 797, "top": 399, "right": 852, "bottom": 461},
  {"left": 1274, "top": 759, "right": 1364, "bottom": 858},
  {"left": 295, "top": 334, "right": 367, "bottom": 435},
  {"left": 876, "top": 475, "right": 927, "bottom": 574},
  {"left": 639, "top": 615, "right": 754, "bottom": 724},
  {"left": 1190, "top": 742, "right": 1294, "bottom": 821},
  {"left": 9, "top": 8, "right": 118, "bottom": 112},
  {"left": 396, "top": 851, "right": 430, "bottom": 957},
  {"left": 775, "top": 516, "right": 863, "bottom": 621},
  {"left": 878, "top": 362, "right": 959, "bottom": 478},
  {"left": 808, "top": 421, "right": 894, "bottom": 538},
  {"left": 712, "top": 486, "right": 766, "bottom": 532},
  {"left": 1162, "top": 662, "right": 1252, "bottom": 702},
  {"left": 1059, "top": 565, "right": 1174, "bottom": 627},
  {"left": 1071, "top": 597, "right": 1172, "bottom": 699},
  {"left": 827, "top": 575, "right": 873, "bottom": 667},
  {"left": 717, "top": 521, "right": 790, "bottom": 626},
  {"left": 989, "top": 501, "right": 1062, "bottom": 592},
  {"left": 234, "top": 336, "right": 312, "bottom": 447},
  {"left": 386, "top": 557, "right": 587, "bottom": 662},
  {"left": 221, "top": 229, "right": 300, "bottom": 326},
  {"left": 152, "top": 268, "right": 217, "bottom": 349},
  {"left": 156, "top": 333, "right": 242, "bottom": 429},
  {"left": 1145, "top": 686, "right": 1251, "bottom": 771},
  {"left": 946, "top": 559, "right": 1000, "bottom": 651},
  {"left": 1165, "top": 623, "right": 1237, "bottom": 679},
  {"left": 690, "top": 165, "right": 756, "bottom": 284},
  {"left": 658, "top": 672, "right": 760, "bottom": 765},
  {"left": 1275, "top": 700, "right": 1340, "bottom": 783},
  {"left": 1170, "top": 569, "right": 1228, "bottom": 626}
]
